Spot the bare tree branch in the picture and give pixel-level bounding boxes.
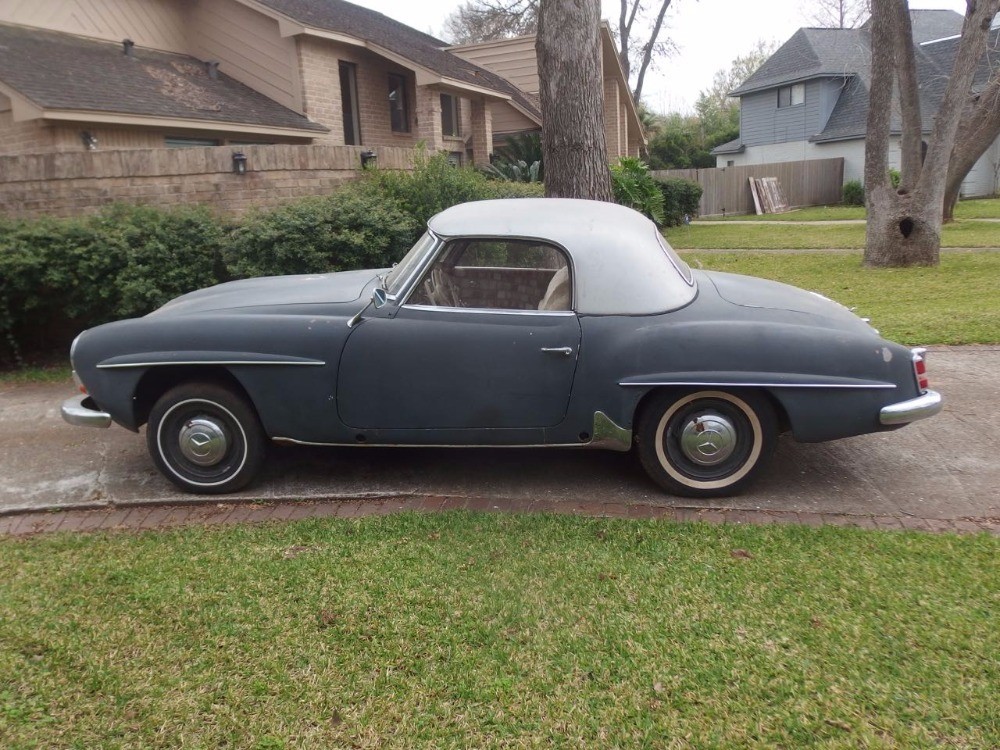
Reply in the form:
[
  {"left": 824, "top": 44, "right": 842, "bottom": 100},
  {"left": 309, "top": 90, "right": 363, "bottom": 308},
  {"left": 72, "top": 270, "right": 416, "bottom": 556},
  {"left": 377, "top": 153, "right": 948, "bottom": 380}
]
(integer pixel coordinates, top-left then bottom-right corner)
[{"left": 631, "top": 0, "right": 672, "bottom": 101}]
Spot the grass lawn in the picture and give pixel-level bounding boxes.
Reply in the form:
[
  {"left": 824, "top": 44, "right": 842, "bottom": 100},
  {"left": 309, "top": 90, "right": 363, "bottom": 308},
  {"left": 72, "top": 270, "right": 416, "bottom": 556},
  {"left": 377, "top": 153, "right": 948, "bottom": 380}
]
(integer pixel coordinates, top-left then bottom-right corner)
[
  {"left": 699, "top": 198, "right": 1000, "bottom": 222},
  {"left": 1, "top": 513, "right": 997, "bottom": 749},
  {"left": 702, "top": 205, "right": 867, "bottom": 222},
  {"left": 680, "top": 250, "right": 1000, "bottom": 345},
  {"left": 665, "top": 219, "right": 1000, "bottom": 250},
  {"left": 0, "top": 365, "right": 71, "bottom": 386}
]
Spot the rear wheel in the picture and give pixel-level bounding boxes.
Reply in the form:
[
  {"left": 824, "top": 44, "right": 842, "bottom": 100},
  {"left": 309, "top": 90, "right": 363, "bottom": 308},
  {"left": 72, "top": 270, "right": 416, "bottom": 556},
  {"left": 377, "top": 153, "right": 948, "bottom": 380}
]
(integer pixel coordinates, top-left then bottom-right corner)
[
  {"left": 637, "top": 390, "right": 777, "bottom": 498},
  {"left": 146, "top": 382, "right": 266, "bottom": 494}
]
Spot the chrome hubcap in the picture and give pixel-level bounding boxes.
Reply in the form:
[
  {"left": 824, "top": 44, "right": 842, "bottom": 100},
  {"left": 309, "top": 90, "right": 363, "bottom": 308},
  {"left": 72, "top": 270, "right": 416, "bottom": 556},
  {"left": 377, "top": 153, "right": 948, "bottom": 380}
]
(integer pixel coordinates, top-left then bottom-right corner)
[
  {"left": 178, "top": 417, "right": 228, "bottom": 466},
  {"left": 679, "top": 413, "right": 737, "bottom": 466}
]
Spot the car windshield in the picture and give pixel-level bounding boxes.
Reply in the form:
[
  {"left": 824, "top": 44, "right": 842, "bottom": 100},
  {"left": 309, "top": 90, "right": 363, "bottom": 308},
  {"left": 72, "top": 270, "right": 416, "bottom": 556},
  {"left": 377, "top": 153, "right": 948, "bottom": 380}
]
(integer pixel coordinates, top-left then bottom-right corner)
[{"left": 385, "top": 232, "right": 438, "bottom": 296}]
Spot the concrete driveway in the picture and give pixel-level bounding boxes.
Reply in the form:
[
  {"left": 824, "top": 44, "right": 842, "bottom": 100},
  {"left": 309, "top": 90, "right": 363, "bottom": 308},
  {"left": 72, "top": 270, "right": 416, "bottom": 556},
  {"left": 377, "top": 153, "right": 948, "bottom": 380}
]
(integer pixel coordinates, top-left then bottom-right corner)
[{"left": 1, "top": 346, "right": 998, "bottom": 524}]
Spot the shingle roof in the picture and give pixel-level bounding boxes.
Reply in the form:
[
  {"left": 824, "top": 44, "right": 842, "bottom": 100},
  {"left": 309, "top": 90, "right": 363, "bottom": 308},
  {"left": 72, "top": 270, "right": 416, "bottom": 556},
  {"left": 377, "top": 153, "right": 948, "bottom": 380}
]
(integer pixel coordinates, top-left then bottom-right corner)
[
  {"left": 720, "top": 9, "right": 981, "bottom": 146},
  {"left": 709, "top": 137, "right": 744, "bottom": 155},
  {"left": 730, "top": 28, "right": 867, "bottom": 96},
  {"left": 731, "top": 10, "right": 965, "bottom": 96},
  {"left": 812, "top": 25, "right": 1000, "bottom": 143},
  {"left": 255, "top": 0, "right": 542, "bottom": 121},
  {"left": 900, "top": 9, "right": 967, "bottom": 43},
  {"left": 0, "top": 24, "right": 327, "bottom": 132}
]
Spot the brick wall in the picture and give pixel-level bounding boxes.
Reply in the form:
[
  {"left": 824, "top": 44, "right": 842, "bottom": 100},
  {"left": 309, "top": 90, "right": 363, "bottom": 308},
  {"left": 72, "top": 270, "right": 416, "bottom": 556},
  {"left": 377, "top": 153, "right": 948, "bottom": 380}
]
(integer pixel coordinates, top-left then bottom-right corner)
[{"left": 0, "top": 143, "right": 415, "bottom": 219}]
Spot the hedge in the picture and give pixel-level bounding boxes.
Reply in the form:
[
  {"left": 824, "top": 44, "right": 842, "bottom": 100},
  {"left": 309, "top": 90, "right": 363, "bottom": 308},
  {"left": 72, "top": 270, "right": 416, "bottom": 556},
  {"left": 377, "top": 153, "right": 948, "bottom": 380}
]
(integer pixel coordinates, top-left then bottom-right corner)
[{"left": 0, "top": 155, "right": 542, "bottom": 365}]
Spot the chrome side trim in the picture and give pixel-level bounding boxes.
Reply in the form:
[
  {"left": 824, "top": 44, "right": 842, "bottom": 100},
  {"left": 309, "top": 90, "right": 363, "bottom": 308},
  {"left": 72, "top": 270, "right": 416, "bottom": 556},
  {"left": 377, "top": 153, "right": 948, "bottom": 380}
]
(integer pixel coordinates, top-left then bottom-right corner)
[
  {"left": 590, "top": 411, "right": 632, "bottom": 452},
  {"left": 272, "top": 437, "right": 587, "bottom": 448},
  {"left": 97, "top": 359, "right": 326, "bottom": 370},
  {"left": 879, "top": 389, "right": 942, "bottom": 426},
  {"left": 404, "top": 304, "right": 576, "bottom": 317},
  {"left": 619, "top": 381, "right": 896, "bottom": 390},
  {"left": 61, "top": 394, "right": 112, "bottom": 428}
]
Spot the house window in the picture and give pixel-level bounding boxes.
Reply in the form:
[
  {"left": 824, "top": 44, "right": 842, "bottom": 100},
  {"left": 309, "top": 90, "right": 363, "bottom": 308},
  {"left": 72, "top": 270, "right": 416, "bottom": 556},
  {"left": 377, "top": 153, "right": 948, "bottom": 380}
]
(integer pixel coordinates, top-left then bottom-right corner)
[
  {"left": 777, "top": 83, "right": 805, "bottom": 108},
  {"left": 388, "top": 73, "right": 410, "bottom": 133},
  {"left": 165, "top": 136, "right": 221, "bottom": 148},
  {"left": 726, "top": 160, "right": 735, "bottom": 167},
  {"left": 441, "top": 93, "right": 460, "bottom": 137},
  {"left": 339, "top": 62, "right": 361, "bottom": 145},
  {"left": 447, "top": 151, "right": 463, "bottom": 167}
]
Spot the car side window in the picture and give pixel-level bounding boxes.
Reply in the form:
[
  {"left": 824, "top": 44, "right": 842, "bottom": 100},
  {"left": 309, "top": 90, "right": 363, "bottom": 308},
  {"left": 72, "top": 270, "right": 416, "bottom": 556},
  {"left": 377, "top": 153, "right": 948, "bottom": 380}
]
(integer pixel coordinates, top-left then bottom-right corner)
[{"left": 406, "top": 239, "right": 573, "bottom": 311}]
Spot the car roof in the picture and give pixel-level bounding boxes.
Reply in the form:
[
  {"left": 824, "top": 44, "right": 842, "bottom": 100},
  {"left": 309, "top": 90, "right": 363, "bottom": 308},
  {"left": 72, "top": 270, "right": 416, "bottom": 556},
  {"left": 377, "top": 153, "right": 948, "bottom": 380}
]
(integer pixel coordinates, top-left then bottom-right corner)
[{"left": 427, "top": 199, "right": 695, "bottom": 315}]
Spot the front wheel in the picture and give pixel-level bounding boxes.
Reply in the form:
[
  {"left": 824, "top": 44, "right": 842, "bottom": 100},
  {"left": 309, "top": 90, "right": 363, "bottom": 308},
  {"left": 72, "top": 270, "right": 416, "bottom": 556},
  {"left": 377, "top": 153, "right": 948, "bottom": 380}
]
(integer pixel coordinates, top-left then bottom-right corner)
[
  {"left": 146, "top": 383, "right": 266, "bottom": 494},
  {"left": 637, "top": 390, "right": 777, "bottom": 498}
]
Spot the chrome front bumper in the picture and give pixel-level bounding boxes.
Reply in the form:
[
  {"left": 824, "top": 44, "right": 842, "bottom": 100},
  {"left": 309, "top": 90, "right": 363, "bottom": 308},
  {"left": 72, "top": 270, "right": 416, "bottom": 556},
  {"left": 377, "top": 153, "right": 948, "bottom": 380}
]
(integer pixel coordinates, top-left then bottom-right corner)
[
  {"left": 61, "top": 394, "right": 112, "bottom": 428},
  {"left": 879, "top": 390, "right": 942, "bottom": 426}
]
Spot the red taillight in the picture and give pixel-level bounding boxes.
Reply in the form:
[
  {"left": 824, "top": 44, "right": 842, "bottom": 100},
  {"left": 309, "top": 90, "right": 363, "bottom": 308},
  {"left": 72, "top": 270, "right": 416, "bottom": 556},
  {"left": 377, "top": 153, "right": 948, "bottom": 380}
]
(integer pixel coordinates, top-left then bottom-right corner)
[{"left": 913, "top": 349, "right": 929, "bottom": 391}]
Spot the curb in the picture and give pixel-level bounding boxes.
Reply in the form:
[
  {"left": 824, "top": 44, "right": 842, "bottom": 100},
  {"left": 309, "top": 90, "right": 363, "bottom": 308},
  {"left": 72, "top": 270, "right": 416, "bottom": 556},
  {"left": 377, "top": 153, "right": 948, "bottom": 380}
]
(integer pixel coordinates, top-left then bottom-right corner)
[{"left": 1, "top": 496, "right": 996, "bottom": 537}]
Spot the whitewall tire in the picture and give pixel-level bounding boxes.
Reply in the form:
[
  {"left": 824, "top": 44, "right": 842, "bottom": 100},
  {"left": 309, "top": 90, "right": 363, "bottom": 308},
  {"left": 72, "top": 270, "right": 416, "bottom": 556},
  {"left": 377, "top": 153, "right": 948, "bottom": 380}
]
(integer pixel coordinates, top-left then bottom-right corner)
[{"left": 637, "top": 390, "right": 777, "bottom": 498}]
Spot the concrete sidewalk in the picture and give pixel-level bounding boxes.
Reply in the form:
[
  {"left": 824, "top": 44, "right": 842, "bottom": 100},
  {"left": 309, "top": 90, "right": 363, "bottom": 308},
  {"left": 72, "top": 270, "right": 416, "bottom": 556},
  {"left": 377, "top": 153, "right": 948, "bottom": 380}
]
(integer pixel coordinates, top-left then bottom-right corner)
[{"left": 2, "top": 346, "right": 998, "bottom": 532}]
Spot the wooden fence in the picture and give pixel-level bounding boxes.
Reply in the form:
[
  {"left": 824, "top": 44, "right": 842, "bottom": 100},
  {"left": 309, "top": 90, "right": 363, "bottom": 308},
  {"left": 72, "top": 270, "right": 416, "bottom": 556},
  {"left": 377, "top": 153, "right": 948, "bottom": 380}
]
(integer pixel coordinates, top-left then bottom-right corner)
[{"left": 653, "top": 158, "right": 845, "bottom": 217}]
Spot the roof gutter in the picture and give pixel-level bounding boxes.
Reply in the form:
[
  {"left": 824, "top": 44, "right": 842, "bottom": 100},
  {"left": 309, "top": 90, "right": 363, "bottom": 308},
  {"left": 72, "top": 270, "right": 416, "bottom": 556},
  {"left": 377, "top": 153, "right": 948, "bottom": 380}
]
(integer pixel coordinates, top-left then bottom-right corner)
[
  {"left": 39, "top": 110, "right": 328, "bottom": 137},
  {"left": 730, "top": 72, "right": 854, "bottom": 98}
]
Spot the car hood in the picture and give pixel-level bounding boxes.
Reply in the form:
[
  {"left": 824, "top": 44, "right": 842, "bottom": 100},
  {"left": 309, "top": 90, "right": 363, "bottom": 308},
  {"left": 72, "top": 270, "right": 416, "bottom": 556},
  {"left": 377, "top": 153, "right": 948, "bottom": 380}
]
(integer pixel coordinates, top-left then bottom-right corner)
[
  {"left": 148, "top": 269, "right": 380, "bottom": 316},
  {"left": 702, "top": 270, "right": 871, "bottom": 330}
]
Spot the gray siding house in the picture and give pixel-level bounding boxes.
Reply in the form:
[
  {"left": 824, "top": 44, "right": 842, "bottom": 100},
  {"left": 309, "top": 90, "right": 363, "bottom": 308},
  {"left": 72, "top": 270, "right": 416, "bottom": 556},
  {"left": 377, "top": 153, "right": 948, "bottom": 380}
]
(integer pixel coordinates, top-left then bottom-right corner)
[{"left": 713, "top": 10, "right": 1000, "bottom": 199}]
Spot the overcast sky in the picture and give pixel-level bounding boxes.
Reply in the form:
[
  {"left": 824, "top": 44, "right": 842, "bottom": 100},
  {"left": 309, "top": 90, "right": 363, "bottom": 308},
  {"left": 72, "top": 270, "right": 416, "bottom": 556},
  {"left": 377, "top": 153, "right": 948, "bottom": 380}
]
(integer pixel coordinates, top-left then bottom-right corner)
[{"left": 350, "top": 0, "right": 970, "bottom": 113}]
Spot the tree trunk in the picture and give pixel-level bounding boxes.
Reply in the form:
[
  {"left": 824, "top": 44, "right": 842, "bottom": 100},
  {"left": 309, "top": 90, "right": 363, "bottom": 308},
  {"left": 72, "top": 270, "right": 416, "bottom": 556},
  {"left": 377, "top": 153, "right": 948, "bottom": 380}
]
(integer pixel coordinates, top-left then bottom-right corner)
[
  {"left": 536, "top": 0, "right": 613, "bottom": 201},
  {"left": 943, "top": 78, "right": 1000, "bottom": 221},
  {"left": 864, "top": 0, "right": 1000, "bottom": 266}
]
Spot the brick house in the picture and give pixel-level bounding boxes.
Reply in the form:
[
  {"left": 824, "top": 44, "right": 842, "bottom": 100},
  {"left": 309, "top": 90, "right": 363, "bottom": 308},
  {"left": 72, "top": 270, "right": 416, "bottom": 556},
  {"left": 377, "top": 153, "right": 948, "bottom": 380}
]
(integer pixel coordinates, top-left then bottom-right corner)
[{"left": 0, "top": 0, "right": 641, "bottom": 166}]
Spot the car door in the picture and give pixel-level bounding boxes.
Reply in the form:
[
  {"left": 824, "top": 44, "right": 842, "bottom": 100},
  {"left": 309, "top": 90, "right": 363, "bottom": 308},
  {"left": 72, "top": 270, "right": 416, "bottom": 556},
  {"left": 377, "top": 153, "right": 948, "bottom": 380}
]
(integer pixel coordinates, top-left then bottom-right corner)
[{"left": 337, "top": 238, "right": 581, "bottom": 430}]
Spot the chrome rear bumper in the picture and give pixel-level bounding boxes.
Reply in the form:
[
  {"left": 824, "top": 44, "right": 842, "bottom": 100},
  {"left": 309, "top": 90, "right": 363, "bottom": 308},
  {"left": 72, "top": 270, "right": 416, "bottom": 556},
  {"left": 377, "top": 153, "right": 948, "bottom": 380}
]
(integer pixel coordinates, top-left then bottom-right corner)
[
  {"left": 879, "top": 390, "right": 942, "bottom": 426},
  {"left": 61, "top": 394, "right": 112, "bottom": 428}
]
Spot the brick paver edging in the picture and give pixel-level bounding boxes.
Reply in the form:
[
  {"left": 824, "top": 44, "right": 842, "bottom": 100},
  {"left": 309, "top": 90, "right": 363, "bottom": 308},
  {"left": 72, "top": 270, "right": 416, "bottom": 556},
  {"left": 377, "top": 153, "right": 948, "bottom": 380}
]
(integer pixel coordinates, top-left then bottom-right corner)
[{"left": 1, "top": 496, "right": 997, "bottom": 537}]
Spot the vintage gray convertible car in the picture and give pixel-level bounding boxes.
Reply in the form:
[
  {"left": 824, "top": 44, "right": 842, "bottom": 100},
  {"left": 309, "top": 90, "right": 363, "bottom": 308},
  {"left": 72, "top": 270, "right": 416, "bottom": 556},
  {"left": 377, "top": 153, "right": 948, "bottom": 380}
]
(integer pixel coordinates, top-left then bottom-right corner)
[{"left": 62, "top": 199, "right": 941, "bottom": 497}]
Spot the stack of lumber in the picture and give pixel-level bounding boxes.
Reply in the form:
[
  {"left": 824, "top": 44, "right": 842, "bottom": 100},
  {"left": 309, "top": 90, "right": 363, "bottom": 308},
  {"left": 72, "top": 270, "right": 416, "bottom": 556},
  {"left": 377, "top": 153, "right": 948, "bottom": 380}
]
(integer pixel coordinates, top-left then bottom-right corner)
[{"left": 748, "top": 177, "right": 790, "bottom": 214}]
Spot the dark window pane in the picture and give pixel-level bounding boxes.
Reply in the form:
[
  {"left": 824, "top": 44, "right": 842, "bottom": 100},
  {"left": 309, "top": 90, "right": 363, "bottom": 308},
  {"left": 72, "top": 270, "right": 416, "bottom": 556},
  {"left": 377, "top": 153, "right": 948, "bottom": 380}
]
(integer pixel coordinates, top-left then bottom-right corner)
[
  {"left": 388, "top": 74, "right": 409, "bottom": 133},
  {"left": 339, "top": 62, "right": 361, "bottom": 145},
  {"left": 441, "top": 93, "right": 459, "bottom": 136}
]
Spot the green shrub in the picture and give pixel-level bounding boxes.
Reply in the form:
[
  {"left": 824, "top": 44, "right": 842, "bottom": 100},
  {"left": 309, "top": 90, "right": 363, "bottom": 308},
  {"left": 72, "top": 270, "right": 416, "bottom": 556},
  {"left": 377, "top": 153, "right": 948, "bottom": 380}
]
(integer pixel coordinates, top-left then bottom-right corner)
[
  {"left": 363, "top": 151, "right": 509, "bottom": 228},
  {"left": 889, "top": 168, "right": 901, "bottom": 189},
  {"left": 610, "top": 157, "right": 666, "bottom": 225},
  {"left": 485, "top": 132, "right": 544, "bottom": 184},
  {"left": 0, "top": 216, "right": 119, "bottom": 364},
  {"left": 0, "top": 205, "right": 230, "bottom": 364},
  {"left": 655, "top": 177, "right": 703, "bottom": 227},
  {"left": 96, "top": 204, "right": 229, "bottom": 318},
  {"left": 843, "top": 179, "right": 865, "bottom": 206},
  {"left": 0, "top": 148, "right": 544, "bottom": 365},
  {"left": 224, "top": 189, "right": 419, "bottom": 280},
  {"left": 482, "top": 159, "right": 542, "bottom": 183}
]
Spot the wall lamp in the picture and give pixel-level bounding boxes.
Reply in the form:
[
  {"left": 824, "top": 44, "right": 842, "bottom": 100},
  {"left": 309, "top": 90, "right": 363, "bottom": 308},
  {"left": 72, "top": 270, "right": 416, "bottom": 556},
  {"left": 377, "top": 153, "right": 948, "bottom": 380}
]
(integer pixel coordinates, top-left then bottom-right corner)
[
  {"left": 232, "top": 151, "right": 248, "bottom": 175},
  {"left": 81, "top": 131, "right": 98, "bottom": 150},
  {"left": 360, "top": 149, "right": 377, "bottom": 169}
]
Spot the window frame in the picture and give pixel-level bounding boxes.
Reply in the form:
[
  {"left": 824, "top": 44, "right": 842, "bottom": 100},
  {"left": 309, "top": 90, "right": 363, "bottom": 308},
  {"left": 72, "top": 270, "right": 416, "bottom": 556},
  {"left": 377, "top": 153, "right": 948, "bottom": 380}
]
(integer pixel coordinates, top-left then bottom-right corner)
[
  {"left": 777, "top": 83, "right": 805, "bottom": 108},
  {"left": 388, "top": 73, "right": 410, "bottom": 133}
]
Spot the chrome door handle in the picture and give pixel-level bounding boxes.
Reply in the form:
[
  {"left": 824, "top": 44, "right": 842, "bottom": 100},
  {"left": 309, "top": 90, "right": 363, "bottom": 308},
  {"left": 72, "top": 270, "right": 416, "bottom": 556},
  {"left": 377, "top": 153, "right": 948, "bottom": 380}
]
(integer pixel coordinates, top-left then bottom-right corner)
[{"left": 540, "top": 347, "right": 574, "bottom": 356}]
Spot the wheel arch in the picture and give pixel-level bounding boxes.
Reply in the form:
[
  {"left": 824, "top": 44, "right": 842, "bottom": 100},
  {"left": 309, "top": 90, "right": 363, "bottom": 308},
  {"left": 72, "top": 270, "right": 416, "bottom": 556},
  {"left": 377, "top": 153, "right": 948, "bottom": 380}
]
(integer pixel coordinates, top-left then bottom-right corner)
[
  {"left": 632, "top": 385, "right": 791, "bottom": 437},
  {"left": 132, "top": 366, "right": 258, "bottom": 430}
]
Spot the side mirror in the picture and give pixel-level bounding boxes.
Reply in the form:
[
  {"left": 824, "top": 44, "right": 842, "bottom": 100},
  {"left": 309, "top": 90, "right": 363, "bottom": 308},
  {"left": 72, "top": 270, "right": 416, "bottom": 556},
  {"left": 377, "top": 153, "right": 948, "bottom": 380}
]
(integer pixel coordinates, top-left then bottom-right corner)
[{"left": 372, "top": 287, "right": 388, "bottom": 309}]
